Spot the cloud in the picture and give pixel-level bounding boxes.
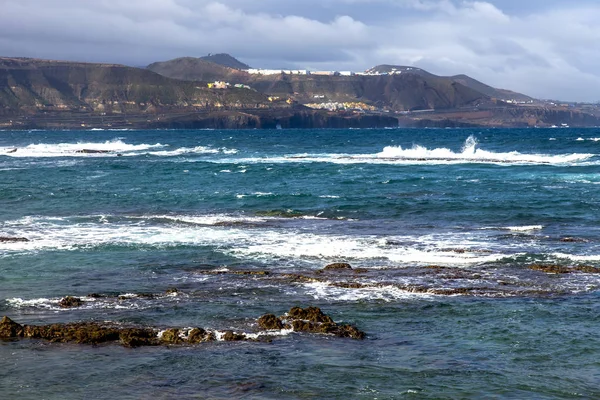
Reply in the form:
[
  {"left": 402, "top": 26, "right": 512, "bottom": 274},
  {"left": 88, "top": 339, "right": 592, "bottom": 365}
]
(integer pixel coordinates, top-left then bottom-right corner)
[{"left": 0, "top": 0, "right": 599, "bottom": 100}]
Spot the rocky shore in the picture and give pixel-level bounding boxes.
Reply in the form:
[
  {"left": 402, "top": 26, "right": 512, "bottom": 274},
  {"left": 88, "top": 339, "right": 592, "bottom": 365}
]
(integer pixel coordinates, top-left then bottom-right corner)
[{"left": 0, "top": 306, "right": 365, "bottom": 347}]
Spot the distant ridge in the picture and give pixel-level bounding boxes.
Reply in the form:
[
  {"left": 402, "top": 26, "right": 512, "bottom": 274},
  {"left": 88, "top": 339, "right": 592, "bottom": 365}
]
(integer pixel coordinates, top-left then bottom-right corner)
[
  {"left": 3, "top": 55, "right": 599, "bottom": 129},
  {"left": 367, "top": 65, "right": 532, "bottom": 102},
  {"left": 147, "top": 57, "right": 249, "bottom": 82},
  {"left": 200, "top": 53, "right": 250, "bottom": 70}
]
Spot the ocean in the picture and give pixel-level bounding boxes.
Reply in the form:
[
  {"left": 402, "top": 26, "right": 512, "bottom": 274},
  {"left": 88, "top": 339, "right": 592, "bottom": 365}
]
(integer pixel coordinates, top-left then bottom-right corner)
[{"left": 1, "top": 128, "right": 599, "bottom": 399}]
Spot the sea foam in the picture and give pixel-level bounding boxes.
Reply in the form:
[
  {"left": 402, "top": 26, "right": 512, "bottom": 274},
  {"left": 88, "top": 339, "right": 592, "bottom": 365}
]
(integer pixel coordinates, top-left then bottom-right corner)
[{"left": 225, "top": 136, "right": 595, "bottom": 166}]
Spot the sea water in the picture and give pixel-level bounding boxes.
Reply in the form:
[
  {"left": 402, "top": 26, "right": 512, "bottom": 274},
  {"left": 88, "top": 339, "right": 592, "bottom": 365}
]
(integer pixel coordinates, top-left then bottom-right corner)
[{"left": 1, "top": 128, "right": 599, "bottom": 399}]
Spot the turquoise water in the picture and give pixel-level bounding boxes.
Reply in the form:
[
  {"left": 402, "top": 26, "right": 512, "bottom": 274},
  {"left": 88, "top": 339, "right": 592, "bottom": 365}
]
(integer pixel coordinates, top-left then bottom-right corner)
[{"left": 1, "top": 128, "right": 600, "bottom": 399}]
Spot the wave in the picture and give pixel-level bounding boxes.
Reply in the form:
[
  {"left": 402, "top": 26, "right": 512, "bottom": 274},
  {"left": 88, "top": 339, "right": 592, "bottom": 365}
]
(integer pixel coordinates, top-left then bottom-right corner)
[
  {"left": 0, "top": 139, "right": 237, "bottom": 158},
  {"left": 375, "top": 136, "right": 593, "bottom": 165},
  {"left": 299, "top": 282, "right": 435, "bottom": 302},
  {"left": 479, "top": 225, "right": 544, "bottom": 232},
  {"left": 0, "top": 215, "right": 509, "bottom": 266},
  {"left": 3, "top": 214, "right": 598, "bottom": 268},
  {"left": 229, "top": 136, "right": 595, "bottom": 166}
]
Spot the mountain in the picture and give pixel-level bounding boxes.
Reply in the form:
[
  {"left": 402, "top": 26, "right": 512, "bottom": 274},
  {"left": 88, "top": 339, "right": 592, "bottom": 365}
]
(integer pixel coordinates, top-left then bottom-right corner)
[
  {"left": 147, "top": 57, "right": 247, "bottom": 82},
  {"left": 200, "top": 53, "right": 251, "bottom": 70},
  {"left": 245, "top": 73, "right": 487, "bottom": 111},
  {"left": 0, "top": 57, "right": 273, "bottom": 115},
  {"left": 149, "top": 59, "right": 490, "bottom": 111},
  {"left": 450, "top": 74, "right": 532, "bottom": 102},
  {"left": 2, "top": 56, "right": 600, "bottom": 129},
  {"left": 367, "top": 65, "right": 532, "bottom": 102},
  {"left": 0, "top": 57, "right": 404, "bottom": 130}
]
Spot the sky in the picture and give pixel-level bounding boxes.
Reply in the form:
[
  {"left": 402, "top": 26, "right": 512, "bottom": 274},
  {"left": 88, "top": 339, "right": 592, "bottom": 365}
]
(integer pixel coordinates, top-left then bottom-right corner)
[{"left": 1, "top": 0, "right": 599, "bottom": 101}]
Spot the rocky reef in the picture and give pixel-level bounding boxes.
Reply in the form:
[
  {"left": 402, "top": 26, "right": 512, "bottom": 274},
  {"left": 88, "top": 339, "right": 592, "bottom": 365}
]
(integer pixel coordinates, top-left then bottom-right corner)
[{"left": 0, "top": 306, "right": 365, "bottom": 347}]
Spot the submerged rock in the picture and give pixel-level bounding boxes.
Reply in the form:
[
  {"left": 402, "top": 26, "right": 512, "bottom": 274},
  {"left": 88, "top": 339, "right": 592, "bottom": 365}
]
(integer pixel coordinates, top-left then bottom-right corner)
[
  {"left": 529, "top": 264, "right": 571, "bottom": 274},
  {"left": 75, "top": 149, "right": 111, "bottom": 154},
  {"left": 574, "top": 265, "right": 600, "bottom": 274},
  {"left": 0, "top": 236, "right": 29, "bottom": 243},
  {"left": 560, "top": 237, "right": 589, "bottom": 243},
  {"left": 323, "top": 263, "right": 353, "bottom": 271}
]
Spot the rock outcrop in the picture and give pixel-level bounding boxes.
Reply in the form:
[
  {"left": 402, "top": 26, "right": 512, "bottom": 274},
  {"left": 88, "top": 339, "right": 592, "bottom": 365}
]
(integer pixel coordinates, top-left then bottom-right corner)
[
  {"left": 257, "top": 306, "right": 366, "bottom": 340},
  {"left": 58, "top": 296, "right": 84, "bottom": 308},
  {"left": 0, "top": 237, "right": 29, "bottom": 243},
  {"left": 0, "top": 307, "right": 366, "bottom": 347}
]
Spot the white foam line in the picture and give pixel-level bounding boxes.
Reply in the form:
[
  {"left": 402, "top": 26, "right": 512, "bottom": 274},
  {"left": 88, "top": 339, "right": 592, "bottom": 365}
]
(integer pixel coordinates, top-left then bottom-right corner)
[
  {"left": 301, "top": 282, "right": 435, "bottom": 302},
  {"left": 211, "top": 136, "right": 595, "bottom": 166},
  {"left": 551, "top": 253, "right": 600, "bottom": 262},
  {"left": 1, "top": 215, "right": 512, "bottom": 265},
  {"left": 0, "top": 141, "right": 237, "bottom": 158}
]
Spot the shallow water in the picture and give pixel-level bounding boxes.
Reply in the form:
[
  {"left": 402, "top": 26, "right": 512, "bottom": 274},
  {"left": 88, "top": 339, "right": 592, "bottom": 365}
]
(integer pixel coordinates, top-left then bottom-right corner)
[{"left": 1, "top": 128, "right": 600, "bottom": 399}]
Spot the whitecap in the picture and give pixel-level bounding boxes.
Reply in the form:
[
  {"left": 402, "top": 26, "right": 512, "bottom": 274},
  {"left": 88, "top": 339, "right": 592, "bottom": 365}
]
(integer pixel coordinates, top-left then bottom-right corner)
[
  {"left": 0, "top": 139, "right": 166, "bottom": 158},
  {"left": 215, "top": 136, "right": 595, "bottom": 166}
]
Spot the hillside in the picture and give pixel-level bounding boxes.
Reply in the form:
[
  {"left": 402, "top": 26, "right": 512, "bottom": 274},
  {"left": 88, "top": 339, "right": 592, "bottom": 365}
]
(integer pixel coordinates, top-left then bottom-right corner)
[
  {"left": 2, "top": 56, "right": 600, "bottom": 129},
  {"left": 149, "top": 58, "right": 489, "bottom": 111},
  {"left": 0, "top": 57, "right": 271, "bottom": 117},
  {"left": 450, "top": 74, "right": 532, "bottom": 102},
  {"left": 367, "top": 65, "right": 532, "bottom": 102},
  {"left": 147, "top": 57, "right": 248, "bottom": 84},
  {"left": 246, "top": 73, "right": 487, "bottom": 111}
]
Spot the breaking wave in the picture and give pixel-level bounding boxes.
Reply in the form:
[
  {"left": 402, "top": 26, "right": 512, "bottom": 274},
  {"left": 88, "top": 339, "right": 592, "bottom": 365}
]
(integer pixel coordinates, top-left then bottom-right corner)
[
  {"left": 0, "top": 139, "right": 236, "bottom": 158},
  {"left": 230, "top": 136, "right": 595, "bottom": 166}
]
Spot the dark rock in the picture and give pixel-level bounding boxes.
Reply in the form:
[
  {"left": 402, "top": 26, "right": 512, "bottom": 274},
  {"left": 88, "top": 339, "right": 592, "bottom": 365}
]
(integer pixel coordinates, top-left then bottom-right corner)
[
  {"left": 165, "top": 288, "right": 179, "bottom": 295},
  {"left": 87, "top": 293, "right": 104, "bottom": 298},
  {"left": 287, "top": 306, "right": 334, "bottom": 324},
  {"left": 336, "top": 324, "right": 366, "bottom": 340},
  {"left": 76, "top": 149, "right": 111, "bottom": 154},
  {"left": 257, "top": 314, "right": 284, "bottom": 330},
  {"left": 119, "top": 328, "right": 160, "bottom": 347},
  {"left": 160, "top": 328, "right": 182, "bottom": 344},
  {"left": 0, "top": 316, "right": 24, "bottom": 338},
  {"left": 428, "top": 288, "right": 473, "bottom": 295},
  {"left": 574, "top": 265, "right": 600, "bottom": 274},
  {"left": 529, "top": 264, "right": 571, "bottom": 274},
  {"left": 323, "top": 263, "right": 353, "bottom": 271},
  {"left": 560, "top": 237, "right": 588, "bottom": 243},
  {"left": 234, "top": 270, "right": 270, "bottom": 276},
  {"left": 282, "top": 307, "right": 365, "bottom": 339},
  {"left": 22, "top": 322, "right": 120, "bottom": 344},
  {"left": 332, "top": 282, "right": 366, "bottom": 289},
  {"left": 58, "top": 296, "right": 84, "bottom": 308},
  {"left": 222, "top": 330, "right": 246, "bottom": 341},
  {"left": 280, "top": 274, "right": 321, "bottom": 284},
  {"left": 0, "top": 236, "right": 29, "bottom": 243},
  {"left": 188, "top": 328, "right": 214, "bottom": 344},
  {"left": 353, "top": 268, "right": 369, "bottom": 274}
]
